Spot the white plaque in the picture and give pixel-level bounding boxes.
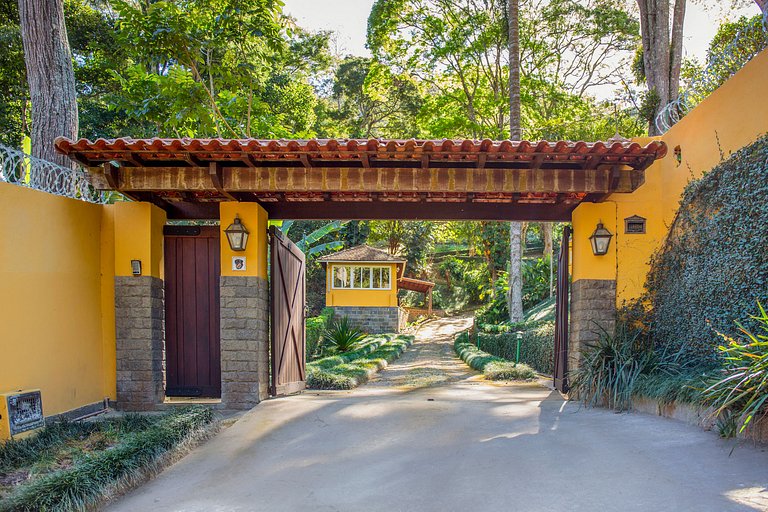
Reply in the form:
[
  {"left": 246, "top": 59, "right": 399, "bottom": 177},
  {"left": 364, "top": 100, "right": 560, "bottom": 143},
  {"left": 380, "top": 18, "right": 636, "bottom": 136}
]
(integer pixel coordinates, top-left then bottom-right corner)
[{"left": 232, "top": 256, "right": 246, "bottom": 271}]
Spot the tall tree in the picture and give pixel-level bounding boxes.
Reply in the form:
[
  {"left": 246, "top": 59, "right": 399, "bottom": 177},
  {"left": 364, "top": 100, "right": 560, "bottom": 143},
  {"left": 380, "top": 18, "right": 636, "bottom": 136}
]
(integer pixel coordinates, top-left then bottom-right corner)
[
  {"left": 18, "top": 0, "right": 78, "bottom": 165},
  {"left": 636, "top": 0, "right": 686, "bottom": 135},
  {"left": 507, "top": 0, "right": 524, "bottom": 323}
]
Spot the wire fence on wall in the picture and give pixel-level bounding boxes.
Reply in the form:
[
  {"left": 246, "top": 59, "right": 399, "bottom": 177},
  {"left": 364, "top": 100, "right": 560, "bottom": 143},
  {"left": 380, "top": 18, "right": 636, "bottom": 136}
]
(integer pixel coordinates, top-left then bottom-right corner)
[
  {"left": 655, "top": 12, "right": 768, "bottom": 134},
  {"left": 0, "top": 143, "right": 115, "bottom": 204}
]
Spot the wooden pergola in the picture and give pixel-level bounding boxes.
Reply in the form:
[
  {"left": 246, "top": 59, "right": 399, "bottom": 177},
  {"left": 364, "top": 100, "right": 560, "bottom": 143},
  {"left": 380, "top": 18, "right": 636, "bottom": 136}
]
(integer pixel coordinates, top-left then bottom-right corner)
[
  {"left": 55, "top": 137, "right": 667, "bottom": 220},
  {"left": 397, "top": 277, "right": 437, "bottom": 314}
]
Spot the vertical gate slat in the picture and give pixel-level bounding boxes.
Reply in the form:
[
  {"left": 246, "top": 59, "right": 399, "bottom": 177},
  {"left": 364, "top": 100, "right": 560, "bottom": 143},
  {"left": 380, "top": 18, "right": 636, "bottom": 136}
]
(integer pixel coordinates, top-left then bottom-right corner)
[
  {"left": 553, "top": 226, "right": 571, "bottom": 393},
  {"left": 270, "top": 226, "right": 307, "bottom": 396}
]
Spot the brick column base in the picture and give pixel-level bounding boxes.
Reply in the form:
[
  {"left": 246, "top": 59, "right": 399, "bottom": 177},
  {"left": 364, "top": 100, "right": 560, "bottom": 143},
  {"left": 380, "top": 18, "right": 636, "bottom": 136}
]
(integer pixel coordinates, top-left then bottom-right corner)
[
  {"left": 569, "top": 279, "right": 616, "bottom": 372},
  {"left": 220, "top": 276, "right": 269, "bottom": 410},
  {"left": 115, "top": 276, "right": 164, "bottom": 411}
]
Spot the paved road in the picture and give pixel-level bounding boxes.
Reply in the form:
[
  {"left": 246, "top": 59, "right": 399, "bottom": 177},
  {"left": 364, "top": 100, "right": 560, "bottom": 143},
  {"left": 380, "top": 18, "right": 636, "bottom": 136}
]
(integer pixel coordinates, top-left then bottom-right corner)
[{"left": 107, "top": 317, "right": 768, "bottom": 511}]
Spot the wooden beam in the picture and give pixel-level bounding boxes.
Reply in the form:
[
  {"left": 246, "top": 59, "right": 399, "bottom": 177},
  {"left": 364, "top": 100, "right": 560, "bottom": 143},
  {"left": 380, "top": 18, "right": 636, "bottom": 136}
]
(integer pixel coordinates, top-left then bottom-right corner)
[
  {"left": 103, "top": 162, "right": 120, "bottom": 190},
  {"left": 299, "top": 154, "right": 312, "bottom": 169},
  {"left": 209, "top": 162, "right": 237, "bottom": 201}
]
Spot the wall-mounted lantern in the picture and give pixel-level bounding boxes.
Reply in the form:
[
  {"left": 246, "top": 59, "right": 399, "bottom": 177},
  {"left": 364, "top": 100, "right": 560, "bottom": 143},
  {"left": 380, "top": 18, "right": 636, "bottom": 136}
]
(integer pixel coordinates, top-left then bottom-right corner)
[
  {"left": 224, "top": 215, "right": 249, "bottom": 251},
  {"left": 589, "top": 222, "right": 613, "bottom": 256}
]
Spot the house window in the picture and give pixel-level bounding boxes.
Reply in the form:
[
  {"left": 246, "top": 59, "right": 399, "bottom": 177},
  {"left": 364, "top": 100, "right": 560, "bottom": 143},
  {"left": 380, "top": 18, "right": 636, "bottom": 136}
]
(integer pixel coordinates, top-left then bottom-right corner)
[{"left": 332, "top": 265, "right": 392, "bottom": 290}]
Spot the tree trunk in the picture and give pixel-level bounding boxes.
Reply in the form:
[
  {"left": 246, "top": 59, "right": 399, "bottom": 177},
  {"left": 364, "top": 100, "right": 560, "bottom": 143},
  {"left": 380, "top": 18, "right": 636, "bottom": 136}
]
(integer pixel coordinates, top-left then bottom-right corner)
[
  {"left": 507, "top": 0, "right": 524, "bottom": 324},
  {"left": 508, "top": 222, "right": 524, "bottom": 323},
  {"left": 636, "top": 0, "right": 686, "bottom": 135},
  {"left": 542, "top": 222, "right": 553, "bottom": 258},
  {"left": 19, "top": 0, "right": 78, "bottom": 166}
]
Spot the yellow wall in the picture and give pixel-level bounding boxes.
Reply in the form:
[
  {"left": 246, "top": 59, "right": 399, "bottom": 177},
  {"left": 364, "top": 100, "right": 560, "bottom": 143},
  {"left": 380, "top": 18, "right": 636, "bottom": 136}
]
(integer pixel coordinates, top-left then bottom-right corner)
[
  {"left": 572, "top": 48, "right": 768, "bottom": 305},
  {"left": 325, "top": 263, "right": 399, "bottom": 307},
  {"left": 0, "top": 183, "right": 115, "bottom": 417},
  {"left": 113, "top": 202, "right": 166, "bottom": 278},
  {"left": 220, "top": 202, "right": 268, "bottom": 279}
]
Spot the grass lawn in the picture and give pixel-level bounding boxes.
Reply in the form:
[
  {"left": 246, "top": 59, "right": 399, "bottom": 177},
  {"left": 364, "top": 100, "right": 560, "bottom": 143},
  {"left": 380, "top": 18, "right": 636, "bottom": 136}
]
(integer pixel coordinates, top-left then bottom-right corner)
[
  {"left": 307, "top": 334, "right": 414, "bottom": 389},
  {"left": 0, "top": 406, "right": 216, "bottom": 512}
]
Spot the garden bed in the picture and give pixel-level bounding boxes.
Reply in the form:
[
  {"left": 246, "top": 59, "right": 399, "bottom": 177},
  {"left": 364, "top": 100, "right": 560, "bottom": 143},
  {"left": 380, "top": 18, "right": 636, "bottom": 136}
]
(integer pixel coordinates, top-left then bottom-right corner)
[
  {"left": 454, "top": 331, "right": 536, "bottom": 381},
  {"left": 306, "top": 334, "right": 414, "bottom": 389},
  {"left": 0, "top": 406, "right": 217, "bottom": 512}
]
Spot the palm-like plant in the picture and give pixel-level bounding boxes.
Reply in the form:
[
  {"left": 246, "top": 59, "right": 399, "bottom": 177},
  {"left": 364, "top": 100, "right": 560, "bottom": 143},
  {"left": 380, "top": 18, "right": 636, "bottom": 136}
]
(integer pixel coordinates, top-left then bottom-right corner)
[
  {"left": 704, "top": 303, "right": 768, "bottom": 434},
  {"left": 322, "top": 317, "right": 366, "bottom": 354}
]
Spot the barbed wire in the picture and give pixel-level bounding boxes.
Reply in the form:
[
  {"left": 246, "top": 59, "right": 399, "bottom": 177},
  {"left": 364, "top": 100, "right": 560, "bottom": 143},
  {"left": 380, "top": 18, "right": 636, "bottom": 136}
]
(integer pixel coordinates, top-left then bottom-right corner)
[
  {"left": 655, "top": 12, "right": 768, "bottom": 134},
  {"left": 0, "top": 143, "right": 113, "bottom": 204}
]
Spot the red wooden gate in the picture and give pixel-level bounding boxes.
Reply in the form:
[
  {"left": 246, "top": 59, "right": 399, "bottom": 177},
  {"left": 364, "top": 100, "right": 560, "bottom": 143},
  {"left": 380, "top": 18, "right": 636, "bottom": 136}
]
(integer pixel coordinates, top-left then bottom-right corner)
[
  {"left": 164, "top": 225, "right": 221, "bottom": 397},
  {"left": 553, "top": 226, "right": 571, "bottom": 393},
  {"left": 269, "top": 226, "right": 307, "bottom": 396}
]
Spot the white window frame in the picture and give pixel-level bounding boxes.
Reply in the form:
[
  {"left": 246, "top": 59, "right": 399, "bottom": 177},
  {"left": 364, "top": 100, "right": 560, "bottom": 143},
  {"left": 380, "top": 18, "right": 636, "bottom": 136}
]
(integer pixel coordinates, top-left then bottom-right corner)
[{"left": 331, "top": 264, "right": 393, "bottom": 290}]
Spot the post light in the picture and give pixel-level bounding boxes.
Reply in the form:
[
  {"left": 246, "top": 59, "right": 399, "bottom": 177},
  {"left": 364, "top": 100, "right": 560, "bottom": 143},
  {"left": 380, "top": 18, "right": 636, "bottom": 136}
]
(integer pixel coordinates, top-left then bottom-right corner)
[
  {"left": 589, "top": 222, "right": 613, "bottom": 256},
  {"left": 515, "top": 331, "right": 523, "bottom": 364},
  {"left": 224, "top": 215, "right": 249, "bottom": 252}
]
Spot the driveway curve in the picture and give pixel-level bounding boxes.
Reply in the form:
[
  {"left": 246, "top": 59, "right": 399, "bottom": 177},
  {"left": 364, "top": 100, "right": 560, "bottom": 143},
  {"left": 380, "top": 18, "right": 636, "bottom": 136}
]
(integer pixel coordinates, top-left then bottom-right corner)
[{"left": 107, "top": 317, "right": 768, "bottom": 512}]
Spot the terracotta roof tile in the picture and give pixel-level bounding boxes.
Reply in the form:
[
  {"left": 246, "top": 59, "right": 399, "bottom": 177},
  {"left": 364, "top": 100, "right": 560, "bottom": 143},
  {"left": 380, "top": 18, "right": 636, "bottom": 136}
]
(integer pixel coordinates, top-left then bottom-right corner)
[{"left": 318, "top": 245, "right": 405, "bottom": 263}]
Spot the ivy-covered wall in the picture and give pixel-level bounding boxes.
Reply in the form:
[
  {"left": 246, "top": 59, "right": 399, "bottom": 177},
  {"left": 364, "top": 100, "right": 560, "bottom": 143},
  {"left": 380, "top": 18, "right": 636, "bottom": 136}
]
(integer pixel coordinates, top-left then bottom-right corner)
[{"left": 644, "top": 135, "right": 768, "bottom": 363}]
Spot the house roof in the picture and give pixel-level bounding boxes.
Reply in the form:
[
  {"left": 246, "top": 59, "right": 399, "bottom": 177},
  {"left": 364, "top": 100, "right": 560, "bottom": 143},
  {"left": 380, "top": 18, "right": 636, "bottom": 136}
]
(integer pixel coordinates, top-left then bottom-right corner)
[{"left": 318, "top": 245, "right": 406, "bottom": 263}]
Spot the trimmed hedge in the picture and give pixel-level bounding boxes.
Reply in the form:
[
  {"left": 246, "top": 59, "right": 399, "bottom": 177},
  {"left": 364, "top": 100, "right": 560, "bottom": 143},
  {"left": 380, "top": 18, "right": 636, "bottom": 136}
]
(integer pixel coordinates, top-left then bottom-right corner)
[
  {"left": 476, "top": 321, "right": 555, "bottom": 375},
  {"left": 454, "top": 332, "right": 536, "bottom": 381},
  {"left": 306, "top": 307, "right": 335, "bottom": 360},
  {"left": 0, "top": 407, "right": 215, "bottom": 512},
  {"left": 306, "top": 334, "right": 414, "bottom": 389}
]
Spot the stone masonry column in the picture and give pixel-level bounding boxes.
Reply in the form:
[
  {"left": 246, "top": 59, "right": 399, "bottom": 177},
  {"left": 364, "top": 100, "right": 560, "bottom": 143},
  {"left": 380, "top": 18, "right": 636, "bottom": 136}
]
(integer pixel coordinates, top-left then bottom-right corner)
[
  {"left": 219, "top": 202, "right": 270, "bottom": 409},
  {"left": 112, "top": 202, "right": 167, "bottom": 411}
]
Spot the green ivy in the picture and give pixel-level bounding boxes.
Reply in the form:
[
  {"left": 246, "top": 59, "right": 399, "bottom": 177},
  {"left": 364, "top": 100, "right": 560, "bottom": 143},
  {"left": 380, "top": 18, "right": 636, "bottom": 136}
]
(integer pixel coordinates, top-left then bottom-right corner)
[{"left": 643, "top": 135, "right": 768, "bottom": 365}]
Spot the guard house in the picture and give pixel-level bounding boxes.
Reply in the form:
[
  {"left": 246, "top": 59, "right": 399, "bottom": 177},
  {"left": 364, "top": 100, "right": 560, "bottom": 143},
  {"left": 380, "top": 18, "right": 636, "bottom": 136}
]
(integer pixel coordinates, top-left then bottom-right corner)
[{"left": 319, "top": 245, "right": 435, "bottom": 333}]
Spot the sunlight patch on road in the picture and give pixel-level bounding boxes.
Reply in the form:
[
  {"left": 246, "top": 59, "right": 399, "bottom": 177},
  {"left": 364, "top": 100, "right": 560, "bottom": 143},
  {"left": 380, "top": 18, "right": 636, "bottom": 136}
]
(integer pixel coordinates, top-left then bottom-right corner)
[{"left": 723, "top": 487, "right": 768, "bottom": 510}]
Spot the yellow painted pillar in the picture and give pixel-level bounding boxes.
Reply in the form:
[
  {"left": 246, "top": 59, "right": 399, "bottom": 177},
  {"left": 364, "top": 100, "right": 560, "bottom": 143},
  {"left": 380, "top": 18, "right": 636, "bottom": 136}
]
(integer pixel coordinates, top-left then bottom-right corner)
[
  {"left": 111, "top": 202, "right": 166, "bottom": 411},
  {"left": 569, "top": 201, "right": 618, "bottom": 371},
  {"left": 219, "top": 202, "right": 270, "bottom": 409}
]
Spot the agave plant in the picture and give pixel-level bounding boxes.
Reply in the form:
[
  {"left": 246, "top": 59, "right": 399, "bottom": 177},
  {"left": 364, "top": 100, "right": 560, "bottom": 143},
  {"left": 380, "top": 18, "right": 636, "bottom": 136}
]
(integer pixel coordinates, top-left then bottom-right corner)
[
  {"left": 703, "top": 303, "right": 768, "bottom": 434},
  {"left": 322, "top": 316, "right": 367, "bottom": 354}
]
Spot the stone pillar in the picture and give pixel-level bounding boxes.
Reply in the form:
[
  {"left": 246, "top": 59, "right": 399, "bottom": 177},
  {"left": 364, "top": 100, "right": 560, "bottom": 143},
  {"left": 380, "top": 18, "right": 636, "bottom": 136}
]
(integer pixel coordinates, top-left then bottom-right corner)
[
  {"left": 569, "top": 279, "right": 616, "bottom": 370},
  {"left": 115, "top": 276, "right": 164, "bottom": 410},
  {"left": 219, "top": 202, "right": 270, "bottom": 410},
  {"left": 111, "top": 202, "right": 166, "bottom": 411},
  {"left": 220, "top": 276, "right": 269, "bottom": 409}
]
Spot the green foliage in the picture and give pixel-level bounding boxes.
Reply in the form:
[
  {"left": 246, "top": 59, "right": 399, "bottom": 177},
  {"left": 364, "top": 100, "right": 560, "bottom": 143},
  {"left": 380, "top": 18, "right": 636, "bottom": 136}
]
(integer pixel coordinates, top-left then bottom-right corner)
[
  {"left": 401, "top": 221, "right": 435, "bottom": 277},
  {"left": 703, "top": 303, "right": 768, "bottom": 434},
  {"left": 0, "top": 407, "right": 214, "bottom": 512},
  {"left": 644, "top": 135, "right": 768, "bottom": 364},
  {"left": 476, "top": 321, "right": 555, "bottom": 375},
  {"left": 322, "top": 316, "right": 367, "bottom": 354},
  {"left": 340, "top": 221, "right": 371, "bottom": 248},
  {"left": 484, "top": 361, "right": 537, "bottom": 381},
  {"left": 454, "top": 332, "right": 536, "bottom": 381},
  {"left": 306, "top": 334, "right": 414, "bottom": 389},
  {"left": 306, "top": 308, "right": 335, "bottom": 361},
  {"left": 569, "top": 323, "right": 655, "bottom": 411}
]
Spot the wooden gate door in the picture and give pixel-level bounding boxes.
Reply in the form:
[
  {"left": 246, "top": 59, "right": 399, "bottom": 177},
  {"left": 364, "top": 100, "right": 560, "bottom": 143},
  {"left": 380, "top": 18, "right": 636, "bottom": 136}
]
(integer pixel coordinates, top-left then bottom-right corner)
[
  {"left": 553, "top": 226, "right": 571, "bottom": 393},
  {"left": 269, "top": 226, "right": 307, "bottom": 396},
  {"left": 164, "top": 226, "right": 221, "bottom": 397}
]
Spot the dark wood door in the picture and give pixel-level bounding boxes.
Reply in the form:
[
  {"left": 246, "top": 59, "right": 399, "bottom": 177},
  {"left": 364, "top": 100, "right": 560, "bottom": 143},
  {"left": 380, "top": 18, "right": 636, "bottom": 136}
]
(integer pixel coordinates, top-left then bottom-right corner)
[
  {"left": 164, "top": 226, "right": 221, "bottom": 397},
  {"left": 553, "top": 226, "right": 571, "bottom": 393},
  {"left": 269, "top": 226, "right": 306, "bottom": 396}
]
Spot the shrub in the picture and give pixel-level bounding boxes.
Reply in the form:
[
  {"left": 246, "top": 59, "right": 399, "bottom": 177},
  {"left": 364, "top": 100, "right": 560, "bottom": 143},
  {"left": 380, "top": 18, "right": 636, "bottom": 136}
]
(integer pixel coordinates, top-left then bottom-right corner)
[
  {"left": 569, "top": 323, "right": 656, "bottom": 411},
  {"left": 476, "top": 321, "right": 555, "bottom": 375},
  {"left": 454, "top": 332, "right": 536, "bottom": 381},
  {"left": 0, "top": 407, "right": 214, "bottom": 512},
  {"left": 306, "top": 334, "right": 414, "bottom": 389},
  {"left": 306, "top": 307, "right": 334, "bottom": 360},
  {"left": 703, "top": 303, "right": 768, "bottom": 434},
  {"left": 322, "top": 316, "right": 366, "bottom": 353}
]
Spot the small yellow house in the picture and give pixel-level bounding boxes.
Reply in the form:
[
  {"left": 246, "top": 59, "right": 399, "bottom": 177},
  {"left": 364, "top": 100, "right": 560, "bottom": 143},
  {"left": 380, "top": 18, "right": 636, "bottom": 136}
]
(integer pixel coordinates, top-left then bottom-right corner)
[{"left": 319, "top": 245, "right": 410, "bottom": 333}]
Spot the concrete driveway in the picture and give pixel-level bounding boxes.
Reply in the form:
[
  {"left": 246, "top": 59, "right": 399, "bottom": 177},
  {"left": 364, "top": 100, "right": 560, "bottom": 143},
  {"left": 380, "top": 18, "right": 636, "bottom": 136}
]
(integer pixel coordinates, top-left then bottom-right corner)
[{"left": 107, "top": 317, "right": 768, "bottom": 511}]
